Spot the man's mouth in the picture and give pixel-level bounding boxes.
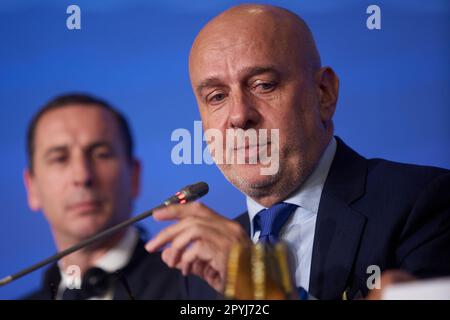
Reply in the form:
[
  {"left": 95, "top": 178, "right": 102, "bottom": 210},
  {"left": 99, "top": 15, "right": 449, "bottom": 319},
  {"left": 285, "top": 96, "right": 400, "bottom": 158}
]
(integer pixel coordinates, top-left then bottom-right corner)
[
  {"left": 230, "top": 142, "right": 271, "bottom": 163},
  {"left": 67, "top": 200, "right": 102, "bottom": 214},
  {"left": 234, "top": 142, "right": 270, "bottom": 151}
]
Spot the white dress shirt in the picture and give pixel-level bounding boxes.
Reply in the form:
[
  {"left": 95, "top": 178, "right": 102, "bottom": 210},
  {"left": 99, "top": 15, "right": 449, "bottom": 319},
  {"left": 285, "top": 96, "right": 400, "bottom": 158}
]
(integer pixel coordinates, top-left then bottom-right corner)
[
  {"left": 57, "top": 227, "right": 139, "bottom": 300},
  {"left": 246, "top": 137, "right": 337, "bottom": 291}
]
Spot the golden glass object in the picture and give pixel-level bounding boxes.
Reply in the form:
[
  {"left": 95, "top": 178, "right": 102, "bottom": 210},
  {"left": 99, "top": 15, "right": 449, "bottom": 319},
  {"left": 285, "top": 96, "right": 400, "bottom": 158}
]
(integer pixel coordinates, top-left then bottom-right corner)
[{"left": 225, "top": 241, "right": 298, "bottom": 300}]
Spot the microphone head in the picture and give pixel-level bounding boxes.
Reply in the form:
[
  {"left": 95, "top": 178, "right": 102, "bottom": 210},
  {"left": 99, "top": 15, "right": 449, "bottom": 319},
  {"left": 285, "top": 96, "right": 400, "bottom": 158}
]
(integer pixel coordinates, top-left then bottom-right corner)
[
  {"left": 163, "top": 182, "right": 209, "bottom": 206},
  {"left": 181, "top": 181, "right": 209, "bottom": 201}
]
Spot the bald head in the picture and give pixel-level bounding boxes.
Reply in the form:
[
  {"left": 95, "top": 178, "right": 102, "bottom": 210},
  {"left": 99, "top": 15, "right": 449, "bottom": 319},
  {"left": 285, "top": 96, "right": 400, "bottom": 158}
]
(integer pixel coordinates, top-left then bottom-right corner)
[{"left": 190, "top": 4, "right": 321, "bottom": 78}]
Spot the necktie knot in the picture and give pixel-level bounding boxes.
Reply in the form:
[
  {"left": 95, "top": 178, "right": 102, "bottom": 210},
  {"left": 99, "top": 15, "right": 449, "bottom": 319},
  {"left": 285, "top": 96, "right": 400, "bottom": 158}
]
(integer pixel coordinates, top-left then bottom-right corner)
[{"left": 254, "top": 202, "right": 298, "bottom": 244}]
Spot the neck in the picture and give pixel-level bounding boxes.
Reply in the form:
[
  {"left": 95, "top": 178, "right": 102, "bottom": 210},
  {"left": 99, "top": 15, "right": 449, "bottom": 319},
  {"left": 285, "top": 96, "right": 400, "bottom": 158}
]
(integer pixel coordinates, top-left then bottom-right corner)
[{"left": 53, "top": 229, "right": 127, "bottom": 275}]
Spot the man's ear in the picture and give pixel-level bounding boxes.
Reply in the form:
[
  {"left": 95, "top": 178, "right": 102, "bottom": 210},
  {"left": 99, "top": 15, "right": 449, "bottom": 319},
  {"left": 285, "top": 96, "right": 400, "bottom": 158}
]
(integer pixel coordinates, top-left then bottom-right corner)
[
  {"left": 316, "top": 66, "right": 339, "bottom": 127},
  {"left": 23, "top": 169, "right": 42, "bottom": 211},
  {"left": 130, "top": 159, "right": 141, "bottom": 199}
]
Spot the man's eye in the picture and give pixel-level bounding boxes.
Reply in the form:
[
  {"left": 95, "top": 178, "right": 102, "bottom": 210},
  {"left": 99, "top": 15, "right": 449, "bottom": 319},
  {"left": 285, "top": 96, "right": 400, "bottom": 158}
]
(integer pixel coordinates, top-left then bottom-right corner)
[
  {"left": 50, "top": 156, "right": 67, "bottom": 164},
  {"left": 254, "top": 82, "right": 276, "bottom": 92},
  {"left": 256, "top": 82, "right": 275, "bottom": 91},
  {"left": 207, "top": 92, "right": 227, "bottom": 104},
  {"left": 94, "top": 151, "right": 113, "bottom": 159}
]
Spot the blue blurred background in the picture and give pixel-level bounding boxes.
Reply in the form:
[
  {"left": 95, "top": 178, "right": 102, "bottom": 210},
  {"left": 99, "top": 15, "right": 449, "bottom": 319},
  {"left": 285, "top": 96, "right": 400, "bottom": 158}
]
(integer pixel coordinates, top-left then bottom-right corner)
[{"left": 0, "top": 0, "right": 449, "bottom": 299}]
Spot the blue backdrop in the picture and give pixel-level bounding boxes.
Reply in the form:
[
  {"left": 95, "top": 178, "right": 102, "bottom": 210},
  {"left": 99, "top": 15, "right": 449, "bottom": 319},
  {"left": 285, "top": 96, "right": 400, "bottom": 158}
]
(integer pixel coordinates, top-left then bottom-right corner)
[{"left": 0, "top": 0, "right": 449, "bottom": 299}]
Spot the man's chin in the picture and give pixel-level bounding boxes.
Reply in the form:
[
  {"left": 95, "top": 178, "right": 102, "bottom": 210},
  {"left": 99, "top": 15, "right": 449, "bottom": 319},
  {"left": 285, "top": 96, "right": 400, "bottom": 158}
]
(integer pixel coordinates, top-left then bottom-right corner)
[
  {"left": 68, "top": 226, "right": 103, "bottom": 241},
  {"left": 220, "top": 164, "right": 280, "bottom": 196},
  {"left": 63, "top": 216, "right": 109, "bottom": 241}
]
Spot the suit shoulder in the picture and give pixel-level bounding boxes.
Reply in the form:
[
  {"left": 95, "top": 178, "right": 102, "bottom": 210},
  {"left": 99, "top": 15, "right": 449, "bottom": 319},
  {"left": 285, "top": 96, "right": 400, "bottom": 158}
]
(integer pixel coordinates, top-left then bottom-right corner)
[
  {"left": 131, "top": 250, "right": 183, "bottom": 279},
  {"left": 366, "top": 157, "right": 449, "bottom": 191}
]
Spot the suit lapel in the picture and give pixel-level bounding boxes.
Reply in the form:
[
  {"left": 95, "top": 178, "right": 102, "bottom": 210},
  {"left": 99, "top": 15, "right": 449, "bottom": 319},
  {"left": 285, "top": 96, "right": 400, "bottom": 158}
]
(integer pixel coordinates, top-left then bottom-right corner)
[
  {"left": 113, "top": 239, "right": 151, "bottom": 300},
  {"left": 40, "top": 263, "right": 61, "bottom": 300},
  {"left": 309, "top": 193, "right": 366, "bottom": 299},
  {"left": 309, "top": 137, "right": 368, "bottom": 299},
  {"left": 235, "top": 212, "right": 251, "bottom": 236}
]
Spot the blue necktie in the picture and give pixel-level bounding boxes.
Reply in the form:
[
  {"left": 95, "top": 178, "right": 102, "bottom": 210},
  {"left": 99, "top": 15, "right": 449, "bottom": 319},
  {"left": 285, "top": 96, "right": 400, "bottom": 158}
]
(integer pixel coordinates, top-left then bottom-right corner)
[{"left": 254, "top": 202, "right": 298, "bottom": 244}]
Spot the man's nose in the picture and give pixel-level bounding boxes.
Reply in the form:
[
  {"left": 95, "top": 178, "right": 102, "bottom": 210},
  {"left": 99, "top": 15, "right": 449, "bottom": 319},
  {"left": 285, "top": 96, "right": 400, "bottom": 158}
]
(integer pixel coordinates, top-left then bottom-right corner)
[
  {"left": 71, "top": 156, "right": 94, "bottom": 187},
  {"left": 228, "top": 91, "right": 261, "bottom": 130}
]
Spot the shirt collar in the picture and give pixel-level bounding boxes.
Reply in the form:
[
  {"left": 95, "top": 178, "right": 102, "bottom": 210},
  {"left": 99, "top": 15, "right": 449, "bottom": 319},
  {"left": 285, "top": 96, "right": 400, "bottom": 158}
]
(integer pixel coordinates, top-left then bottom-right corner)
[
  {"left": 59, "top": 227, "right": 139, "bottom": 287},
  {"left": 246, "top": 137, "right": 337, "bottom": 231},
  {"left": 94, "top": 227, "right": 139, "bottom": 272}
]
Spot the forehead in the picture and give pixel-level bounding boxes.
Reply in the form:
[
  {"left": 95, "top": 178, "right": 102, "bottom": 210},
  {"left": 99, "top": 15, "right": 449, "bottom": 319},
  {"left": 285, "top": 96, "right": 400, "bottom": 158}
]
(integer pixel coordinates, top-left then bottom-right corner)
[
  {"left": 189, "top": 26, "right": 293, "bottom": 83},
  {"left": 191, "top": 39, "right": 280, "bottom": 78},
  {"left": 34, "top": 104, "right": 119, "bottom": 151}
]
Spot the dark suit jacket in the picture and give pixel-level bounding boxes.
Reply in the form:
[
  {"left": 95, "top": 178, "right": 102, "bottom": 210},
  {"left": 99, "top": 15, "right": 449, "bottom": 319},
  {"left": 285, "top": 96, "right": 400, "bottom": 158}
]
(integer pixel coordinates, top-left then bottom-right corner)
[
  {"left": 24, "top": 236, "right": 218, "bottom": 300},
  {"left": 236, "top": 137, "right": 450, "bottom": 300}
]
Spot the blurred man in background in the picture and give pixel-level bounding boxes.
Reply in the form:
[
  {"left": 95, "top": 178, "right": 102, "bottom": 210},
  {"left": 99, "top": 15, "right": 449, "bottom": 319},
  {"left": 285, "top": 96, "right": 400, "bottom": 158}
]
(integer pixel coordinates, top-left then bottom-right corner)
[{"left": 24, "top": 93, "right": 215, "bottom": 299}]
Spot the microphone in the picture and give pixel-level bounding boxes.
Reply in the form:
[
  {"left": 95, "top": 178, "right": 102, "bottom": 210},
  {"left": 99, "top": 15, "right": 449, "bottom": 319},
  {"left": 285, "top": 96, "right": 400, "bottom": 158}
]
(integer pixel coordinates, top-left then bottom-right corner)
[{"left": 0, "top": 181, "right": 209, "bottom": 287}]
